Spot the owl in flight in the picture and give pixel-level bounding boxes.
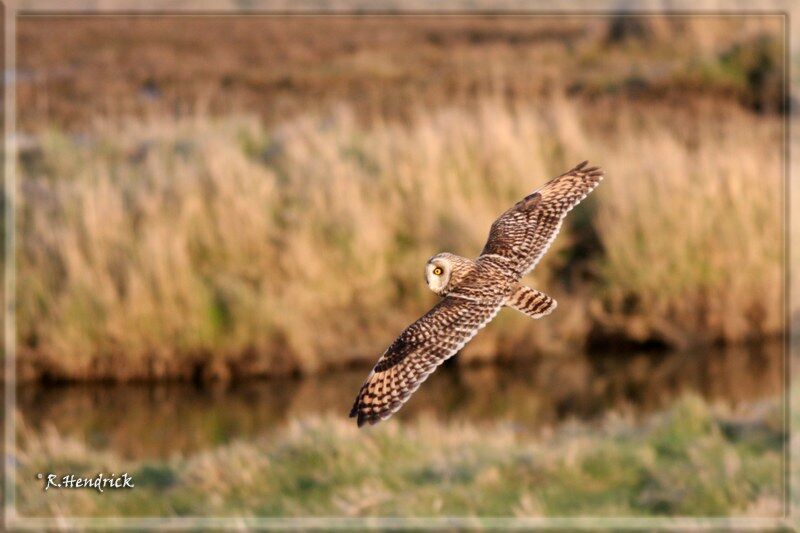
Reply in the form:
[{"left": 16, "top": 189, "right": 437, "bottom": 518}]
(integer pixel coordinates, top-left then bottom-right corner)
[{"left": 350, "top": 161, "right": 604, "bottom": 426}]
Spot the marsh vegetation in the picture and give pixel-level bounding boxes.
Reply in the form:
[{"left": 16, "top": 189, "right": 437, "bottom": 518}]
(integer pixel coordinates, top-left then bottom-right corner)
[{"left": 18, "top": 98, "right": 782, "bottom": 380}]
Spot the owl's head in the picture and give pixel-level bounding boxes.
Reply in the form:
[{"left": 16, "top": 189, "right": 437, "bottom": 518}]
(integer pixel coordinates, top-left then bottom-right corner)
[{"left": 425, "top": 253, "right": 460, "bottom": 295}]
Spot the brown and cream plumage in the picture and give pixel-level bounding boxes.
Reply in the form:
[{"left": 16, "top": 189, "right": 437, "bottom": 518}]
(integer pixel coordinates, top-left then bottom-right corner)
[{"left": 350, "top": 161, "right": 604, "bottom": 426}]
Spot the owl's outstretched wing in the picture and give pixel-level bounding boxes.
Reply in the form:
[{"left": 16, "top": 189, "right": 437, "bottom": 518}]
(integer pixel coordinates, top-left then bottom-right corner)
[
  {"left": 349, "top": 295, "right": 503, "bottom": 427},
  {"left": 480, "top": 161, "right": 603, "bottom": 276}
]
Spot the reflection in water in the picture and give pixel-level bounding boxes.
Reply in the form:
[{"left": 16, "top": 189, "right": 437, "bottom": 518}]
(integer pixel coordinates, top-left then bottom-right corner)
[{"left": 18, "top": 342, "right": 783, "bottom": 460}]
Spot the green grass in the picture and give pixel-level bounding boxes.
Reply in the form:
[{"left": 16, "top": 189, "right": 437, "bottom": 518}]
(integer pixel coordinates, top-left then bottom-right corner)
[{"left": 14, "top": 394, "right": 782, "bottom": 518}]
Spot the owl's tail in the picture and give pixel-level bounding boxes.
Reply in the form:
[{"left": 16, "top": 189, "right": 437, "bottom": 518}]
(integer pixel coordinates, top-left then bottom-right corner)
[{"left": 505, "top": 286, "right": 557, "bottom": 319}]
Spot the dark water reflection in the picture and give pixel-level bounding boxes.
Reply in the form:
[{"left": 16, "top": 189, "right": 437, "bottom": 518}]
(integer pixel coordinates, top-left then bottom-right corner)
[{"left": 18, "top": 342, "right": 783, "bottom": 460}]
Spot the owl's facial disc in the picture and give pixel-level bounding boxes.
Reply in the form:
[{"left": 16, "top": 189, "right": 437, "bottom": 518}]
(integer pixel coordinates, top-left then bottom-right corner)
[{"left": 425, "top": 258, "right": 450, "bottom": 295}]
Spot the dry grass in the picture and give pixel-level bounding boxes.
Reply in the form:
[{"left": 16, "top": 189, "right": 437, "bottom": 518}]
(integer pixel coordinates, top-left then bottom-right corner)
[
  {"left": 17, "top": 97, "right": 782, "bottom": 381},
  {"left": 593, "top": 107, "right": 784, "bottom": 347},
  {"left": 17, "top": 15, "right": 784, "bottom": 132}
]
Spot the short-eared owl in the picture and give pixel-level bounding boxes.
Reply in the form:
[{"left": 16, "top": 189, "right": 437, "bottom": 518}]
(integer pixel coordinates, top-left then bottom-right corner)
[{"left": 350, "top": 161, "right": 604, "bottom": 426}]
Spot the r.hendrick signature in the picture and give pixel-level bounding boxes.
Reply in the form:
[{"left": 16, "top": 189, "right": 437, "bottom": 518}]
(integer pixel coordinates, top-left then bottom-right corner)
[{"left": 37, "top": 472, "right": 134, "bottom": 493}]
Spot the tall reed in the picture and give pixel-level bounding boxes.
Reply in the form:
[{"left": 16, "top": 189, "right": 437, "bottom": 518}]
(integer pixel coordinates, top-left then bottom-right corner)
[{"left": 17, "top": 98, "right": 783, "bottom": 380}]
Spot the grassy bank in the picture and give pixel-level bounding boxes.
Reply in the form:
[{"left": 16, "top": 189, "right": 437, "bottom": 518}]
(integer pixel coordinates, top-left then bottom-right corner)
[
  {"left": 14, "top": 393, "right": 783, "bottom": 518},
  {"left": 17, "top": 98, "right": 782, "bottom": 381}
]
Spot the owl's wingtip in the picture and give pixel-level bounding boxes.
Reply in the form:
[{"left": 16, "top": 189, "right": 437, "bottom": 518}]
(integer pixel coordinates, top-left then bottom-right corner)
[
  {"left": 353, "top": 411, "right": 375, "bottom": 428},
  {"left": 350, "top": 405, "right": 384, "bottom": 428},
  {"left": 349, "top": 398, "right": 370, "bottom": 427},
  {"left": 570, "top": 160, "right": 604, "bottom": 174}
]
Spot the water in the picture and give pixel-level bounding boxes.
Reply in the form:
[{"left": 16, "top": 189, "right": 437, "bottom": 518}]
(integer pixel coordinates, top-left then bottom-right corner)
[{"left": 17, "top": 342, "right": 783, "bottom": 461}]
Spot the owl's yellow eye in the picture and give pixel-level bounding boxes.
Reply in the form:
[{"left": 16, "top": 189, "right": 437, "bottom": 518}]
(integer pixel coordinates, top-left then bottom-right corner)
[{"left": 433, "top": 267, "right": 443, "bottom": 276}]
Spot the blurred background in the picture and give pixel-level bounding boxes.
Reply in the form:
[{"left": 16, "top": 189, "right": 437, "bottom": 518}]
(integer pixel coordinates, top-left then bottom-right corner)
[{"left": 13, "top": 13, "right": 787, "bottom": 518}]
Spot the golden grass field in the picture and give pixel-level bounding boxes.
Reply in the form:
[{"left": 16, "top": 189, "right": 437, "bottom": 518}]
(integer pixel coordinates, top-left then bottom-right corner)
[{"left": 17, "top": 97, "right": 783, "bottom": 381}]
